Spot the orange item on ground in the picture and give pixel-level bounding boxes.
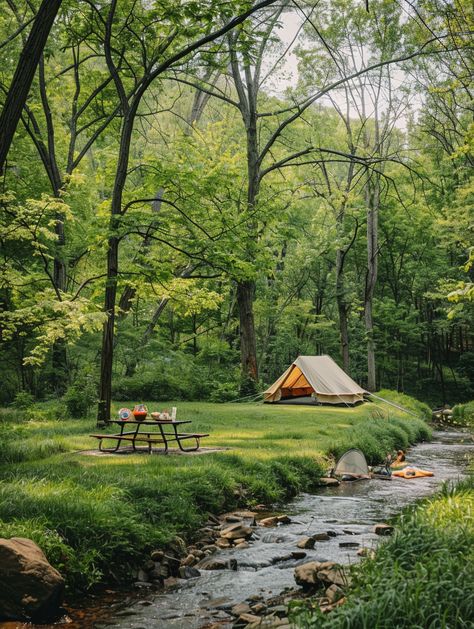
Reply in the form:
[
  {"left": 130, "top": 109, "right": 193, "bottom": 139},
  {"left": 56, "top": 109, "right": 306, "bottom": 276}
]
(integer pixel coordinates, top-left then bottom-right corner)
[{"left": 392, "top": 467, "right": 434, "bottom": 479}]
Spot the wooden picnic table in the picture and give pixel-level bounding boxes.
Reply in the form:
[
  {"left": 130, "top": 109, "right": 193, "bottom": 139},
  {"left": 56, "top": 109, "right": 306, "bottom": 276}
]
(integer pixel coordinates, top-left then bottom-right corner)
[{"left": 90, "top": 419, "right": 209, "bottom": 454}]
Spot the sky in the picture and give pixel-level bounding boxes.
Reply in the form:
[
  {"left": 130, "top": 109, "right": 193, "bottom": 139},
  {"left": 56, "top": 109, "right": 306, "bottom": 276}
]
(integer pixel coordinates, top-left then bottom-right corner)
[{"left": 261, "top": 8, "right": 422, "bottom": 130}]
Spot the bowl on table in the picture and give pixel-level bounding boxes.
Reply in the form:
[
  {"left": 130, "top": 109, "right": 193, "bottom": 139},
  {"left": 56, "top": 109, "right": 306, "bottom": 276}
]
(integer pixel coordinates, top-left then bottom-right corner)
[{"left": 151, "top": 411, "right": 172, "bottom": 422}]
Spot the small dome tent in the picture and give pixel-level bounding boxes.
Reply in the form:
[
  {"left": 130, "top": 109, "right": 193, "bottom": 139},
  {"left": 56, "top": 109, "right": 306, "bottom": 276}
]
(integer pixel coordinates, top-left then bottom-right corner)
[{"left": 264, "top": 355, "right": 367, "bottom": 405}]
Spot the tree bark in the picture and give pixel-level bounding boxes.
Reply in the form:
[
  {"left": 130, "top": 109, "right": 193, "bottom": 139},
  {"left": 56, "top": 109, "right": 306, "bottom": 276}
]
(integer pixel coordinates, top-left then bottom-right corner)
[
  {"left": 336, "top": 253, "right": 350, "bottom": 373},
  {"left": 97, "top": 115, "right": 134, "bottom": 424},
  {"left": 237, "top": 279, "right": 258, "bottom": 391},
  {"left": 0, "top": 0, "right": 62, "bottom": 174},
  {"left": 364, "top": 179, "right": 379, "bottom": 391}
]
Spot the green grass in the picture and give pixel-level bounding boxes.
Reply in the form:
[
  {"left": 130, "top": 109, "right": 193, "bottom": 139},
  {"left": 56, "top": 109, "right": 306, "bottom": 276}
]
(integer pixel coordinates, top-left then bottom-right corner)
[
  {"left": 0, "top": 393, "right": 431, "bottom": 591},
  {"left": 292, "top": 475, "right": 474, "bottom": 628},
  {"left": 453, "top": 400, "right": 474, "bottom": 426}
]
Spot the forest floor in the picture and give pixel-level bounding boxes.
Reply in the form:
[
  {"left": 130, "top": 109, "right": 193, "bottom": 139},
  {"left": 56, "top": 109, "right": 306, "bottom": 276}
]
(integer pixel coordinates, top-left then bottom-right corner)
[{"left": 0, "top": 392, "right": 432, "bottom": 592}]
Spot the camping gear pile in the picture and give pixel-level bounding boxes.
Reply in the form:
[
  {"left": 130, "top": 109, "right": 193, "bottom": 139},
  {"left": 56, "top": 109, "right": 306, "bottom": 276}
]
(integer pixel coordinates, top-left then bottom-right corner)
[{"left": 331, "top": 449, "right": 434, "bottom": 482}]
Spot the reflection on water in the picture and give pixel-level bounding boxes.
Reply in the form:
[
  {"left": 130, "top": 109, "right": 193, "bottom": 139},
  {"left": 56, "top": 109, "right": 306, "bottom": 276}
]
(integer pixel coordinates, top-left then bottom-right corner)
[{"left": 10, "top": 432, "right": 473, "bottom": 629}]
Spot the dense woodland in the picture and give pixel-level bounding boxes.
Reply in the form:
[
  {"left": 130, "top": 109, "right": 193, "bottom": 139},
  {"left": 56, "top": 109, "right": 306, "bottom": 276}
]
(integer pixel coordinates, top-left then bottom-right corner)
[{"left": 0, "top": 0, "right": 472, "bottom": 418}]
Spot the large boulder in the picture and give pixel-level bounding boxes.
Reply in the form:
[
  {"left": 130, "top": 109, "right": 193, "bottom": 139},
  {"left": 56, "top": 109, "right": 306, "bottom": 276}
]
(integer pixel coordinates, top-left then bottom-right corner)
[{"left": 0, "top": 537, "right": 64, "bottom": 622}]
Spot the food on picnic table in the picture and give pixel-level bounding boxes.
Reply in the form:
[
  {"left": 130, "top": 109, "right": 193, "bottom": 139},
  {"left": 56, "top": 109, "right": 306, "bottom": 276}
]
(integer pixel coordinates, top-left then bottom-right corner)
[
  {"left": 132, "top": 404, "right": 148, "bottom": 420},
  {"left": 151, "top": 410, "right": 171, "bottom": 421}
]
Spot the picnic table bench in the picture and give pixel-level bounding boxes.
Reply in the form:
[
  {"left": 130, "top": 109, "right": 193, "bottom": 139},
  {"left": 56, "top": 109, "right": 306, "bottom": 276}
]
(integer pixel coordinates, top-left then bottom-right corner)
[{"left": 90, "top": 419, "right": 209, "bottom": 454}]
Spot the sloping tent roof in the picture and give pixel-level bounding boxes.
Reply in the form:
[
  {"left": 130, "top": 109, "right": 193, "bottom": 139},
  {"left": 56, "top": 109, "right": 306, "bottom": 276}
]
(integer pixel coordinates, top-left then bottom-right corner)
[{"left": 264, "top": 355, "right": 367, "bottom": 405}]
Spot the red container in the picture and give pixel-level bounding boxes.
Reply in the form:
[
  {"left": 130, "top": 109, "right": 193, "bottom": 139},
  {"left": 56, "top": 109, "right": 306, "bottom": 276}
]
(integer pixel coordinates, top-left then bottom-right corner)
[{"left": 132, "top": 404, "right": 148, "bottom": 421}]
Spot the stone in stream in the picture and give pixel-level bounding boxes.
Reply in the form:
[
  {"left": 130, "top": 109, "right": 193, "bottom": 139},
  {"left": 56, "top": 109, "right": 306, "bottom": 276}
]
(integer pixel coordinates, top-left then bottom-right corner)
[
  {"left": 291, "top": 551, "right": 307, "bottom": 559},
  {"left": 374, "top": 523, "right": 394, "bottom": 536},
  {"left": 357, "top": 547, "right": 375, "bottom": 558},
  {"left": 181, "top": 553, "right": 197, "bottom": 566},
  {"left": 251, "top": 602, "right": 267, "bottom": 614},
  {"left": 178, "top": 565, "right": 200, "bottom": 579},
  {"left": 220, "top": 523, "right": 253, "bottom": 540},
  {"left": 339, "top": 541, "right": 359, "bottom": 548},
  {"left": 196, "top": 557, "right": 228, "bottom": 570},
  {"left": 134, "top": 581, "right": 153, "bottom": 588},
  {"left": 235, "top": 541, "right": 250, "bottom": 549},
  {"left": 0, "top": 537, "right": 65, "bottom": 623},
  {"left": 342, "top": 529, "right": 359, "bottom": 535},
  {"left": 215, "top": 537, "right": 232, "bottom": 549},
  {"left": 318, "top": 477, "right": 340, "bottom": 487},
  {"left": 326, "top": 530, "right": 338, "bottom": 537},
  {"left": 294, "top": 561, "right": 336, "bottom": 589},
  {"left": 313, "top": 532, "right": 331, "bottom": 541},
  {"left": 259, "top": 514, "right": 291, "bottom": 527},
  {"left": 326, "top": 584, "right": 345, "bottom": 603},
  {"left": 224, "top": 515, "right": 243, "bottom": 523},
  {"left": 238, "top": 612, "right": 261, "bottom": 624},
  {"left": 231, "top": 602, "right": 251, "bottom": 616},
  {"left": 317, "top": 566, "right": 352, "bottom": 588},
  {"left": 297, "top": 536, "right": 315, "bottom": 549}
]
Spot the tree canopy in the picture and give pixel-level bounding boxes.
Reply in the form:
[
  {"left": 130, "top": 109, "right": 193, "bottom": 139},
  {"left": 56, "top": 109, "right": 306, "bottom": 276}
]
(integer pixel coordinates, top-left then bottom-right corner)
[{"left": 0, "top": 0, "right": 472, "bottom": 417}]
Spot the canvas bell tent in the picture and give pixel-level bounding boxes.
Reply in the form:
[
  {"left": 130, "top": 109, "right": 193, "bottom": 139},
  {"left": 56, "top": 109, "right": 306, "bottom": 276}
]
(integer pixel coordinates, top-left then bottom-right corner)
[{"left": 263, "top": 355, "right": 367, "bottom": 405}]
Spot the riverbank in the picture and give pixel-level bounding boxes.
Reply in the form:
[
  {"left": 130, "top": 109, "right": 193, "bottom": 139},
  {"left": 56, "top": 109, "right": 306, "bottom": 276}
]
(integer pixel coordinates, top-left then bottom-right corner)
[
  {"left": 292, "top": 467, "right": 474, "bottom": 628},
  {"left": 0, "top": 392, "right": 431, "bottom": 595}
]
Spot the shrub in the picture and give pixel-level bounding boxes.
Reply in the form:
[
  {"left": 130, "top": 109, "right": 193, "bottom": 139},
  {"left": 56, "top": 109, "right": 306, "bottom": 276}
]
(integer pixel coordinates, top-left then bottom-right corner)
[
  {"left": 208, "top": 381, "right": 240, "bottom": 403},
  {"left": 12, "top": 391, "right": 35, "bottom": 409},
  {"left": 64, "top": 370, "right": 97, "bottom": 418}
]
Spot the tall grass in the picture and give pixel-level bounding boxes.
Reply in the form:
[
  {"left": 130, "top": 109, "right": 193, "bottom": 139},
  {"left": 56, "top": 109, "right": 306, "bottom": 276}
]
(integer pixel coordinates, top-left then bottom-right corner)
[
  {"left": 292, "top": 476, "right": 474, "bottom": 628},
  {"left": 452, "top": 401, "right": 474, "bottom": 426},
  {"left": 327, "top": 416, "right": 431, "bottom": 464}
]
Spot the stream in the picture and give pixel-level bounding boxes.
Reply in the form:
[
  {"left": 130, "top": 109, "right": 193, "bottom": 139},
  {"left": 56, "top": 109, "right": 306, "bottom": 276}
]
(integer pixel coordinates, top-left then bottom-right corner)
[{"left": 91, "top": 430, "right": 473, "bottom": 629}]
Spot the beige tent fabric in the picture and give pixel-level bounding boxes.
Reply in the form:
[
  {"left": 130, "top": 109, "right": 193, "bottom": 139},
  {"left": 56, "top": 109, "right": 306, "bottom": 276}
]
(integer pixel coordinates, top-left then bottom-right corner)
[{"left": 264, "top": 355, "right": 367, "bottom": 404}]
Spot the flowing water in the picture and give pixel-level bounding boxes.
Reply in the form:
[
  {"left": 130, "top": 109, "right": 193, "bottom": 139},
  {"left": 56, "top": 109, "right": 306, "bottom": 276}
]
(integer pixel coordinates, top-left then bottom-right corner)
[{"left": 91, "top": 430, "right": 473, "bottom": 629}]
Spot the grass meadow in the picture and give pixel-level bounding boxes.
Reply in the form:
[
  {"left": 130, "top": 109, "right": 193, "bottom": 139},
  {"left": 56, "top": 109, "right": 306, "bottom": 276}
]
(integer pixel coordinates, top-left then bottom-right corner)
[{"left": 0, "top": 392, "right": 432, "bottom": 590}]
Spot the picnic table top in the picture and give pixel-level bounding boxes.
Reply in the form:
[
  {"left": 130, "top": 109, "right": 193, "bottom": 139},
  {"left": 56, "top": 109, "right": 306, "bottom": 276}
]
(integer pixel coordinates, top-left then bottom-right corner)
[{"left": 108, "top": 419, "right": 191, "bottom": 426}]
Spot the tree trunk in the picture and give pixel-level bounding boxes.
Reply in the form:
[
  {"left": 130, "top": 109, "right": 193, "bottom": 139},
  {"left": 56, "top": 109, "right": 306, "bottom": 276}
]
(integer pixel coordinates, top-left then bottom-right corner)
[
  {"left": 336, "top": 245, "right": 350, "bottom": 373},
  {"left": 97, "top": 234, "right": 119, "bottom": 424},
  {"left": 365, "top": 180, "right": 379, "bottom": 391},
  {"left": 237, "top": 279, "right": 258, "bottom": 392},
  {"left": 97, "top": 115, "right": 134, "bottom": 425},
  {"left": 0, "top": 0, "right": 62, "bottom": 174}
]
